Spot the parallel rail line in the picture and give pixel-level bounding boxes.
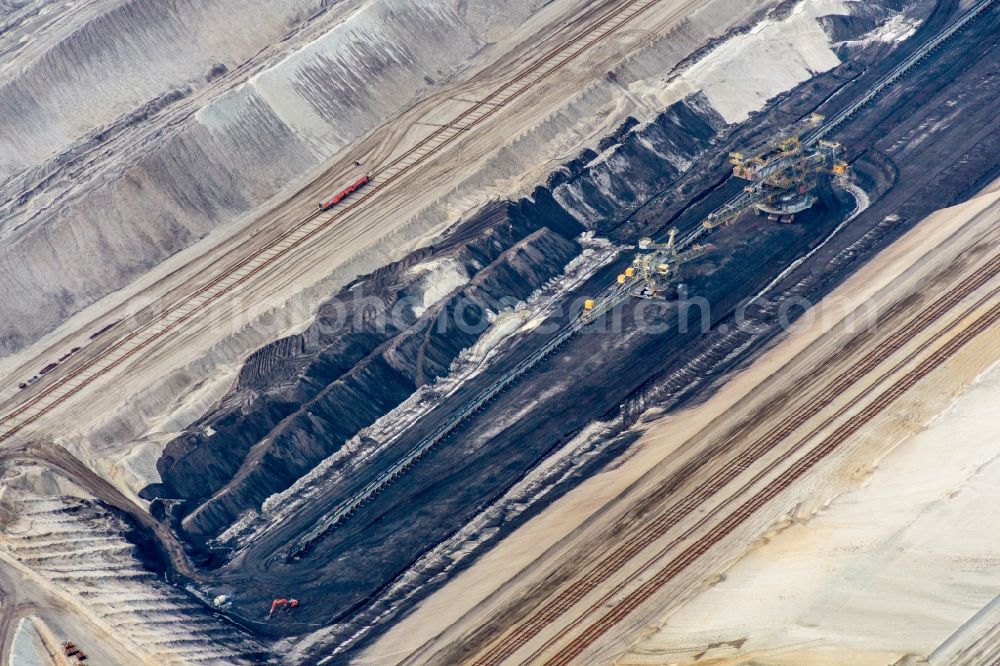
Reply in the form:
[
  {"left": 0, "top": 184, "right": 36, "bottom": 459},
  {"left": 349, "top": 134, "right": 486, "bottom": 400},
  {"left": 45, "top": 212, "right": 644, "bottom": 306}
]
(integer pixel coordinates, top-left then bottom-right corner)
[
  {"left": 0, "top": 0, "right": 662, "bottom": 444},
  {"left": 467, "top": 253, "right": 1000, "bottom": 665},
  {"left": 544, "top": 291, "right": 1000, "bottom": 665}
]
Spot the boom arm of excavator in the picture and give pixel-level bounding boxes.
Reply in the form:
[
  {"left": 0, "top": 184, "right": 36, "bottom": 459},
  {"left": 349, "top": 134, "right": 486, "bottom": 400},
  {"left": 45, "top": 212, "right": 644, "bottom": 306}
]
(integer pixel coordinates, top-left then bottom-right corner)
[
  {"left": 703, "top": 186, "right": 771, "bottom": 229},
  {"left": 729, "top": 113, "right": 824, "bottom": 167}
]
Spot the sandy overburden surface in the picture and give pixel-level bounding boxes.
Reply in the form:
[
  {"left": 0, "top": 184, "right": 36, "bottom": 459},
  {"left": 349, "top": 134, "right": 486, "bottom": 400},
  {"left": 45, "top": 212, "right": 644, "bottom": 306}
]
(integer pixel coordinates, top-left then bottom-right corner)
[{"left": 364, "top": 179, "right": 1000, "bottom": 665}]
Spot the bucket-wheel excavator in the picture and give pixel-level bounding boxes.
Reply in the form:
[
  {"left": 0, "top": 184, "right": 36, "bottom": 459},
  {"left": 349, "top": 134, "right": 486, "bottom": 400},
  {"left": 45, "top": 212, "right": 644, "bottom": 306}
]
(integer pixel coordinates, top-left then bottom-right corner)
[
  {"left": 582, "top": 114, "right": 850, "bottom": 314},
  {"left": 704, "top": 113, "right": 849, "bottom": 228}
]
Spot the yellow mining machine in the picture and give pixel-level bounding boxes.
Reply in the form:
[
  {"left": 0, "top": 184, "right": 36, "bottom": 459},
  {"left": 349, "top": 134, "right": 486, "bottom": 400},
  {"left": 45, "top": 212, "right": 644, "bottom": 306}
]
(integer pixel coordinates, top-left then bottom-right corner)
[
  {"left": 704, "top": 113, "right": 849, "bottom": 228},
  {"left": 582, "top": 228, "right": 707, "bottom": 316},
  {"left": 582, "top": 115, "right": 849, "bottom": 316},
  {"left": 629, "top": 228, "right": 708, "bottom": 297}
]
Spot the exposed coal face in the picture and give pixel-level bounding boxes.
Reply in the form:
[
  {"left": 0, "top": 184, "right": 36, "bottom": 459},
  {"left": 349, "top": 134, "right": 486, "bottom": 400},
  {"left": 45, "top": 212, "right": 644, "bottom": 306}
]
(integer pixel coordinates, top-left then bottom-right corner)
[
  {"left": 551, "top": 92, "right": 727, "bottom": 235},
  {"left": 145, "top": 93, "right": 728, "bottom": 550},
  {"left": 143, "top": 194, "right": 584, "bottom": 545},
  {"left": 137, "top": 93, "right": 733, "bottom": 634},
  {"left": 817, "top": 0, "right": 910, "bottom": 43}
]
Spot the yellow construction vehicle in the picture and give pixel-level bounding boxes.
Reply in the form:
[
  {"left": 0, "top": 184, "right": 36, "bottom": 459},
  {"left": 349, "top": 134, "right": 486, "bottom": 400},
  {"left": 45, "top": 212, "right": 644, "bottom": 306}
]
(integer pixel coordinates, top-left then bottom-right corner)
[
  {"left": 631, "top": 228, "right": 708, "bottom": 297},
  {"left": 579, "top": 228, "right": 709, "bottom": 320}
]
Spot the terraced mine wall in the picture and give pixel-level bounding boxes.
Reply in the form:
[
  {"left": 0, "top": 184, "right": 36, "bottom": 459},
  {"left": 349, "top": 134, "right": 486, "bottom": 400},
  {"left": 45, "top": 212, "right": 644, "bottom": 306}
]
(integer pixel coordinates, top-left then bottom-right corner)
[
  {"left": 1, "top": 493, "right": 267, "bottom": 664},
  {"left": 550, "top": 92, "right": 725, "bottom": 234},
  {"left": 138, "top": 92, "right": 744, "bottom": 616},
  {"left": 144, "top": 192, "right": 585, "bottom": 545}
]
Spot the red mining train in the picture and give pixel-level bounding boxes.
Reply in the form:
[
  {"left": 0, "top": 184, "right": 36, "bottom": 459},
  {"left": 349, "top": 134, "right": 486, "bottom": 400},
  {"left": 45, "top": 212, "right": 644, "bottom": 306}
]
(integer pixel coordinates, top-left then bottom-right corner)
[{"left": 318, "top": 174, "right": 370, "bottom": 211}]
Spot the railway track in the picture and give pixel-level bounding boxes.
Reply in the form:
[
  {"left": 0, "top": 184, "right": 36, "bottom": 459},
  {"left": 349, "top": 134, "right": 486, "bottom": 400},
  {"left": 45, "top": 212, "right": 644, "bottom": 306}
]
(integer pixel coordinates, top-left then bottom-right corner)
[
  {"left": 464, "top": 253, "right": 1000, "bottom": 665},
  {"left": 542, "top": 287, "right": 1000, "bottom": 666},
  {"left": 0, "top": 0, "right": 664, "bottom": 444}
]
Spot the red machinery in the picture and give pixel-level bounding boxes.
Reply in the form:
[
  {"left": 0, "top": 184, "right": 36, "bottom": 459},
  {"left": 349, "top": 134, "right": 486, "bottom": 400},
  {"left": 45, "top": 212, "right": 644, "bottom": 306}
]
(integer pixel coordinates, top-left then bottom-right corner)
[
  {"left": 63, "top": 642, "right": 87, "bottom": 662},
  {"left": 268, "top": 598, "right": 300, "bottom": 618},
  {"left": 318, "top": 174, "right": 370, "bottom": 211}
]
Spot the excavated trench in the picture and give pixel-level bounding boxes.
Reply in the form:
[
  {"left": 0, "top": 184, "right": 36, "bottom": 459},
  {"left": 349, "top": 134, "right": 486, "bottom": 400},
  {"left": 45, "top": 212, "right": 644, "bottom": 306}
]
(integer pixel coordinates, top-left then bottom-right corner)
[{"left": 120, "top": 1, "right": 1000, "bottom": 661}]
